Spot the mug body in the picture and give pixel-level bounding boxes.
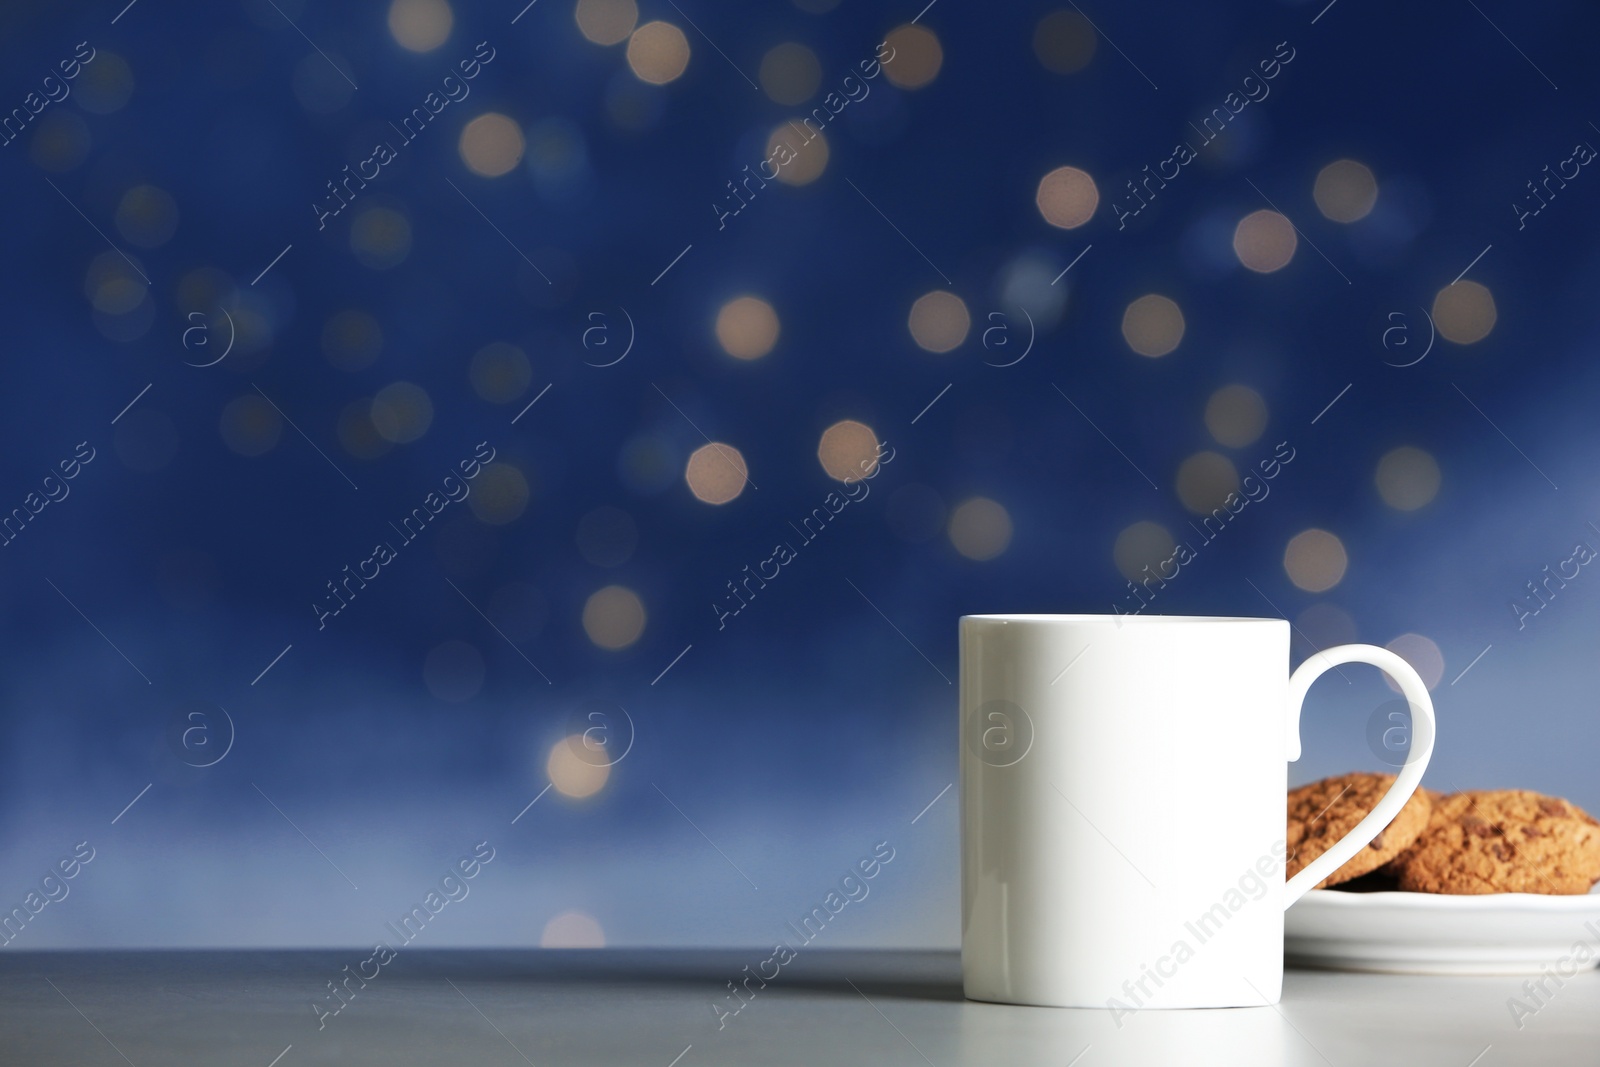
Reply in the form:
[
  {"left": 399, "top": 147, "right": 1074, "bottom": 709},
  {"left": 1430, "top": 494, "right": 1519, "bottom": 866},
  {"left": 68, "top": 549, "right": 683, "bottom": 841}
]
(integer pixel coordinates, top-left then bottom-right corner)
[{"left": 961, "top": 614, "right": 1290, "bottom": 1009}]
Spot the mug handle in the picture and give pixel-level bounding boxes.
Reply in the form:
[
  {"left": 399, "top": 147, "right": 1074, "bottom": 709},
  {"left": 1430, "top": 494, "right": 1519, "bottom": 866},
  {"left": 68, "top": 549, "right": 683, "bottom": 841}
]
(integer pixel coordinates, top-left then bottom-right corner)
[{"left": 1282, "top": 644, "right": 1437, "bottom": 908}]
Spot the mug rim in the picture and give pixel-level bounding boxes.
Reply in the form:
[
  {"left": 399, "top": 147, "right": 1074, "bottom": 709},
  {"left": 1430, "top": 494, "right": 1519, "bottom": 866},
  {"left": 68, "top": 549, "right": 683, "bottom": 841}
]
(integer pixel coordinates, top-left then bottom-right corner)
[{"left": 962, "top": 613, "right": 1284, "bottom": 625}]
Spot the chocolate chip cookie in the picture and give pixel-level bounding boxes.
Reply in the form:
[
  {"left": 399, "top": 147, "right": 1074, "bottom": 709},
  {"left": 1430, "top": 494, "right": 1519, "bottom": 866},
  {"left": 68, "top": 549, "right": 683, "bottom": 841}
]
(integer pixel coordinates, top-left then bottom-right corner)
[
  {"left": 1387, "top": 790, "right": 1600, "bottom": 895},
  {"left": 1286, "top": 773, "right": 1432, "bottom": 889}
]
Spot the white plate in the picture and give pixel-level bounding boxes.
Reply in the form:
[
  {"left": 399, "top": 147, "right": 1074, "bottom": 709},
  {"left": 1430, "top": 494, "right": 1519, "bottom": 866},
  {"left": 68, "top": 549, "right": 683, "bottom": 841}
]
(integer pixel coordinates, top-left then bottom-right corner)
[{"left": 1286, "top": 886, "right": 1600, "bottom": 974}]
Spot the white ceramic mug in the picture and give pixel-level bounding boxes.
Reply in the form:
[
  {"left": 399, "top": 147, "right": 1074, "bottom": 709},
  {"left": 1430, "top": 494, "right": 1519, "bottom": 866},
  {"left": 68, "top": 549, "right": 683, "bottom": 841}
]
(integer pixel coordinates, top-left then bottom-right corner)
[{"left": 960, "top": 614, "right": 1436, "bottom": 1010}]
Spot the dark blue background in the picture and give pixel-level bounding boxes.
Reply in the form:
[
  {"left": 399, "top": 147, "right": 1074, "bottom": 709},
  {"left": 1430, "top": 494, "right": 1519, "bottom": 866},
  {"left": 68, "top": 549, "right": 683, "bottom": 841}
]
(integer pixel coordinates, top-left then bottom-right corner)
[{"left": 0, "top": 0, "right": 1595, "bottom": 948}]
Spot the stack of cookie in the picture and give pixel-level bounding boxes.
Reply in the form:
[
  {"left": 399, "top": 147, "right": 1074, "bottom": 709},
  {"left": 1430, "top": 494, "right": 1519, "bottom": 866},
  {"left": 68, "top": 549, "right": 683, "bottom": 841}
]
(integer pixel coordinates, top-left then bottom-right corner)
[{"left": 1286, "top": 773, "right": 1600, "bottom": 894}]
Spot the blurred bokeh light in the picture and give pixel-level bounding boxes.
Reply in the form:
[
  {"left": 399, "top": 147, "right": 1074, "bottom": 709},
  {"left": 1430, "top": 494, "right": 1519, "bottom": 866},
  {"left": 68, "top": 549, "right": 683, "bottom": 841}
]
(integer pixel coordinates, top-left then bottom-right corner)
[
  {"left": 1433, "top": 280, "right": 1497, "bottom": 344},
  {"left": 948, "top": 497, "right": 1012, "bottom": 561},
  {"left": 1205, "top": 385, "right": 1268, "bottom": 448},
  {"left": 1284, "top": 529, "right": 1349, "bottom": 593},
  {"left": 470, "top": 342, "right": 533, "bottom": 402},
  {"left": 1386, "top": 632, "right": 1446, "bottom": 691},
  {"left": 575, "top": 0, "right": 638, "bottom": 46},
  {"left": 582, "top": 585, "right": 646, "bottom": 649},
  {"left": 1035, "top": 166, "right": 1099, "bottom": 229},
  {"left": 350, "top": 206, "right": 413, "bottom": 270},
  {"left": 685, "top": 443, "right": 749, "bottom": 504},
  {"left": 115, "top": 186, "right": 179, "bottom": 248},
  {"left": 77, "top": 52, "right": 133, "bottom": 113},
  {"left": 1313, "top": 159, "right": 1379, "bottom": 223},
  {"left": 541, "top": 910, "right": 607, "bottom": 947},
  {"left": 714, "top": 296, "right": 780, "bottom": 360},
  {"left": 460, "top": 113, "right": 526, "bottom": 178},
  {"left": 370, "top": 381, "right": 435, "bottom": 444},
  {"left": 1175, "top": 451, "right": 1241, "bottom": 514},
  {"left": 1032, "top": 11, "right": 1096, "bottom": 74},
  {"left": 1233, "top": 210, "right": 1297, "bottom": 273},
  {"left": 768, "top": 123, "right": 829, "bottom": 185},
  {"left": 908, "top": 290, "right": 970, "bottom": 353},
  {"left": 1121, "top": 294, "right": 1185, "bottom": 357},
  {"left": 1114, "top": 520, "right": 1175, "bottom": 582},
  {"left": 548, "top": 736, "right": 611, "bottom": 797},
  {"left": 1375, "top": 446, "right": 1442, "bottom": 511},
  {"left": 760, "top": 43, "right": 822, "bottom": 105},
  {"left": 882, "top": 25, "right": 942, "bottom": 89},
  {"left": 388, "top": 0, "right": 453, "bottom": 52},
  {"left": 817, "top": 420, "right": 881, "bottom": 482},
  {"left": 627, "top": 21, "right": 690, "bottom": 85},
  {"left": 469, "top": 463, "right": 532, "bottom": 524}
]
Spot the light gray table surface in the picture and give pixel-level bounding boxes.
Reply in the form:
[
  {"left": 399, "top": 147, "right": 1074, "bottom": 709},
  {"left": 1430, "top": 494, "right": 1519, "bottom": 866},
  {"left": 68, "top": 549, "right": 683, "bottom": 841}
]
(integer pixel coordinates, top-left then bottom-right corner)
[{"left": 2, "top": 949, "right": 1593, "bottom": 1066}]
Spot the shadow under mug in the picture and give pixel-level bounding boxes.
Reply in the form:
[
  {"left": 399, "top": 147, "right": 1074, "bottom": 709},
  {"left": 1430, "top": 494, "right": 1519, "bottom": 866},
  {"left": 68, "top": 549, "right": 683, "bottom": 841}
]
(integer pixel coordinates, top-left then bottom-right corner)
[{"left": 959, "top": 613, "right": 1436, "bottom": 1009}]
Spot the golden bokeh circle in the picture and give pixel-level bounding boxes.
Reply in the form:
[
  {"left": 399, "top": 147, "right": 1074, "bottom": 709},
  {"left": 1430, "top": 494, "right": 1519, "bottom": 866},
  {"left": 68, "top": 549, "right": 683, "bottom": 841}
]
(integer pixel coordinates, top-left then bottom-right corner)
[
  {"left": 1175, "top": 451, "right": 1240, "bottom": 515},
  {"left": 627, "top": 21, "right": 691, "bottom": 85},
  {"left": 541, "top": 910, "right": 607, "bottom": 946},
  {"left": 1385, "top": 633, "right": 1445, "bottom": 692},
  {"left": 760, "top": 42, "right": 822, "bottom": 105},
  {"left": 715, "top": 296, "right": 780, "bottom": 360},
  {"left": 29, "top": 112, "right": 92, "bottom": 172},
  {"left": 175, "top": 266, "right": 234, "bottom": 318},
  {"left": 1432, "top": 281, "right": 1496, "bottom": 344},
  {"left": 77, "top": 52, "right": 133, "bottom": 114},
  {"left": 767, "top": 124, "right": 829, "bottom": 185},
  {"left": 470, "top": 341, "right": 532, "bottom": 402},
  {"left": 575, "top": 0, "right": 638, "bottom": 45},
  {"left": 388, "top": 0, "right": 453, "bottom": 52},
  {"left": 115, "top": 185, "right": 179, "bottom": 248},
  {"left": 1035, "top": 166, "right": 1099, "bottom": 230},
  {"left": 459, "top": 113, "right": 525, "bottom": 177},
  {"left": 1121, "top": 294, "right": 1185, "bottom": 357},
  {"left": 1205, "top": 385, "right": 1268, "bottom": 448},
  {"left": 949, "top": 497, "right": 1012, "bottom": 561},
  {"left": 349, "top": 207, "right": 412, "bottom": 270},
  {"left": 685, "top": 442, "right": 749, "bottom": 505},
  {"left": 1284, "top": 529, "right": 1348, "bottom": 593},
  {"left": 469, "top": 462, "right": 531, "bottom": 524},
  {"left": 1113, "top": 520, "right": 1175, "bottom": 582},
  {"left": 1314, "top": 159, "right": 1378, "bottom": 223},
  {"left": 86, "top": 252, "right": 147, "bottom": 315},
  {"left": 1032, "top": 10, "right": 1096, "bottom": 73},
  {"left": 1375, "top": 446, "right": 1441, "bottom": 511},
  {"left": 582, "top": 585, "right": 646, "bottom": 649},
  {"left": 1233, "top": 210, "right": 1298, "bottom": 273},
  {"left": 817, "top": 420, "right": 880, "bottom": 482},
  {"left": 370, "top": 381, "right": 434, "bottom": 444},
  {"left": 85, "top": 251, "right": 146, "bottom": 315},
  {"left": 907, "top": 290, "right": 970, "bottom": 353},
  {"left": 882, "top": 24, "right": 942, "bottom": 89},
  {"left": 95, "top": 280, "right": 145, "bottom": 316},
  {"left": 548, "top": 736, "right": 611, "bottom": 797}
]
